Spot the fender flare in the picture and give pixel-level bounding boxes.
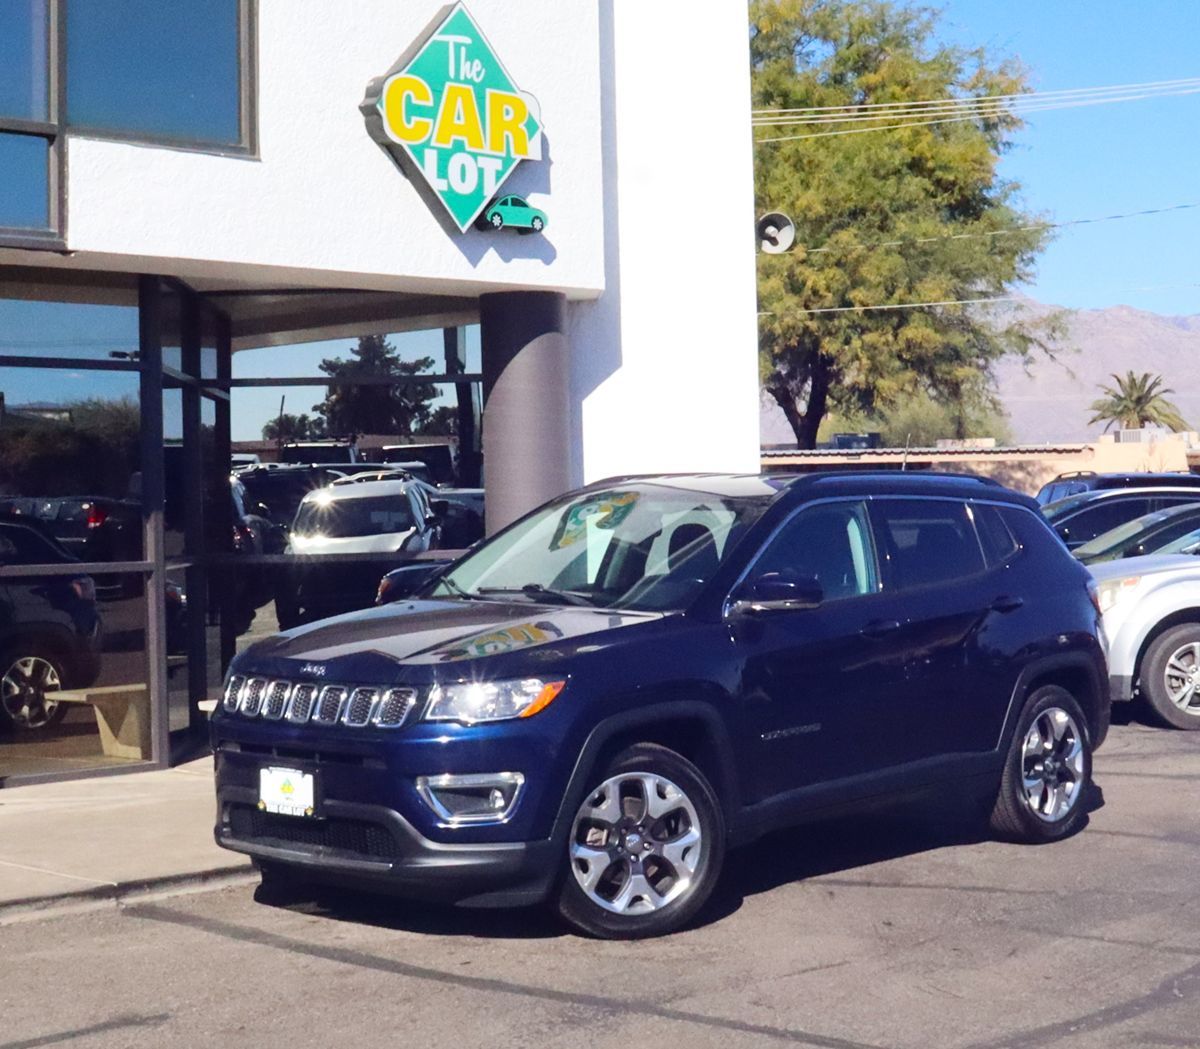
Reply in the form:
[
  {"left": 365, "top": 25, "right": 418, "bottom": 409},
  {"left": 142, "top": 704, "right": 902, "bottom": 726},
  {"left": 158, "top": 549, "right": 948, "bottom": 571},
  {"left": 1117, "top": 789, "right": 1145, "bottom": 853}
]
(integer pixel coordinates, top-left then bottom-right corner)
[
  {"left": 545, "top": 700, "right": 740, "bottom": 849},
  {"left": 995, "top": 651, "right": 1108, "bottom": 750}
]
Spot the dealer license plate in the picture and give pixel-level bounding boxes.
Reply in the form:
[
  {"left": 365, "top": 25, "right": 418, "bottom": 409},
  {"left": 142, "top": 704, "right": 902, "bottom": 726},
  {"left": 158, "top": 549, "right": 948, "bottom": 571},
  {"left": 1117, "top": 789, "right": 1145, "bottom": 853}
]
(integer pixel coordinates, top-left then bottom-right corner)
[{"left": 258, "top": 766, "right": 315, "bottom": 817}]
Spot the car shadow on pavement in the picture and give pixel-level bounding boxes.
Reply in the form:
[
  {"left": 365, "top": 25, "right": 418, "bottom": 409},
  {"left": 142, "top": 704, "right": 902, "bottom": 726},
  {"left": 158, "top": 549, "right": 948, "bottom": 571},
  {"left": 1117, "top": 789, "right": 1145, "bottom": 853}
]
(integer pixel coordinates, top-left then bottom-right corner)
[
  {"left": 253, "top": 882, "right": 566, "bottom": 940},
  {"left": 251, "top": 787, "right": 1106, "bottom": 940},
  {"left": 696, "top": 787, "right": 1105, "bottom": 933}
]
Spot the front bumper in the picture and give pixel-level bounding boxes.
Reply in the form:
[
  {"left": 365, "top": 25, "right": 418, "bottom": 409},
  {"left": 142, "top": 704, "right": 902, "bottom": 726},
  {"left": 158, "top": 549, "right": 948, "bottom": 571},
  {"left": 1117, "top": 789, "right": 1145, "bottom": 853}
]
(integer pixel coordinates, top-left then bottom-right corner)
[
  {"left": 216, "top": 785, "right": 557, "bottom": 907},
  {"left": 211, "top": 716, "right": 572, "bottom": 907}
]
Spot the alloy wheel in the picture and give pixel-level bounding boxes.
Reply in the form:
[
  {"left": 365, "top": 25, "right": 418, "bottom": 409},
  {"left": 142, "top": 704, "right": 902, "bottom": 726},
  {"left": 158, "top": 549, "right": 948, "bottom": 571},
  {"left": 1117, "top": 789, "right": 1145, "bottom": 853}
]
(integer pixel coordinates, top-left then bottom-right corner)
[
  {"left": 569, "top": 772, "right": 702, "bottom": 915},
  {"left": 1, "top": 656, "right": 63, "bottom": 730},
  {"left": 1162, "top": 641, "right": 1200, "bottom": 716},
  {"left": 1021, "top": 707, "right": 1086, "bottom": 822}
]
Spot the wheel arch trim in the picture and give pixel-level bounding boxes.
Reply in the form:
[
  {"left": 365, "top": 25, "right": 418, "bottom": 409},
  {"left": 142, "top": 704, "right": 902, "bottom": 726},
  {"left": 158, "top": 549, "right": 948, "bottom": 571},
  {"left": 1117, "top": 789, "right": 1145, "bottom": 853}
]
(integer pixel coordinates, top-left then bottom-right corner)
[{"left": 547, "top": 701, "right": 738, "bottom": 849}]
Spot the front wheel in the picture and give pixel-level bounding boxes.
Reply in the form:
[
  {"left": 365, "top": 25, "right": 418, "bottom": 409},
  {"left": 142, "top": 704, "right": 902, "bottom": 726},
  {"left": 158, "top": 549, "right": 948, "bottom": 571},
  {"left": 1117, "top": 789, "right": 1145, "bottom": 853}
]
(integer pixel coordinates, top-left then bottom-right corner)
[
  {"left": 530, "top": 216, "right": 544, "bottom": 232},
  {"left": 556, "top": 744, "right": 724, "bottom": 939},
  {"left": 1138, "top": 624, "right": 1200, "bottom": 730},
  {"left": 490, "top": 213, "right": 503, "bottom": 230},
  {"left": 989, "top": 685, "right": 1092, "bottom": 843},
  {"left": 0, "top": 650, "right": 68, "bottom": 733}
]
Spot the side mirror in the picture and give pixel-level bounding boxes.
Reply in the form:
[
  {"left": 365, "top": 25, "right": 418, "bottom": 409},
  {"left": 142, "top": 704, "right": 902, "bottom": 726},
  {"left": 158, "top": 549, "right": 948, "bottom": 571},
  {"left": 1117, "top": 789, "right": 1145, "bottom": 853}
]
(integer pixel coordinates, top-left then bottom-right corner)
[
  {"left": 729, "top": 572, "right": 823, "bottom": 616},
  {"left": 1124, "top": 544, "right": 1146, "bottom": 558}
]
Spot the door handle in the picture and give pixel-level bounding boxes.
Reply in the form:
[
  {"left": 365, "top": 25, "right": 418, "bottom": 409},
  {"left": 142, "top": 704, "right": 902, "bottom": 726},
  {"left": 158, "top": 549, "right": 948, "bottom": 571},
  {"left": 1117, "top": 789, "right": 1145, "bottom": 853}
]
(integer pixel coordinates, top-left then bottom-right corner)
[
  {"left": 860, "top": 618, "right": 901, "bottom": 639},
  {"left": 990, "top": 595, "right": 1024, "bottom": 614}
]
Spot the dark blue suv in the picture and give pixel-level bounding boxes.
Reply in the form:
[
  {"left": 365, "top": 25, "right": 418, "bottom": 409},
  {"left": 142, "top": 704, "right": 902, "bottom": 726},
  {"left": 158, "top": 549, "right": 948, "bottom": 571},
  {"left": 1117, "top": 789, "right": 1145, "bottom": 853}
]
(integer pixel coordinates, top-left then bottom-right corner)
[{"left": 213, "top": 473, "right": 1108, "bottom": 938}]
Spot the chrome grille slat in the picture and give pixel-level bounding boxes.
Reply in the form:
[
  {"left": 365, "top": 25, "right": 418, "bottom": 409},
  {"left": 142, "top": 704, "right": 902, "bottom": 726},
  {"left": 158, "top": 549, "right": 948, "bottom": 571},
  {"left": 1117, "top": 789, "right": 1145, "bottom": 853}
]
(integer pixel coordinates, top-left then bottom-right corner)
[
  {"left": 373, "top": 688, "right": 417, "bottom": 729},
  {"left": 261, "top": 680, "right": 292, "bottom": 721},
  {"left": 240, "top": 678, "right": 268, "bottom": 716},
  {"left": 342, "top": 687, "right": 378, "bottom": 727},
  {"left": 223, "top": 674, "right": 246, "bottom": 712},
  {"left": 286, "top": 683, "right": 318, "bottom": 724},
  {"left": 313, "top": 685, "right": 348, "bottom": 726}
]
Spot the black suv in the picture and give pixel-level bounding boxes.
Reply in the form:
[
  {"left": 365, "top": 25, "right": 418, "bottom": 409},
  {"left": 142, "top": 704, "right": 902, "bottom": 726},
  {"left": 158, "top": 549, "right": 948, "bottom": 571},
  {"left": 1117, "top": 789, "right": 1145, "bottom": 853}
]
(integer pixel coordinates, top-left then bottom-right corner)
[{"left": 213, "top": 473, "right": 1108, "bottom": 938}]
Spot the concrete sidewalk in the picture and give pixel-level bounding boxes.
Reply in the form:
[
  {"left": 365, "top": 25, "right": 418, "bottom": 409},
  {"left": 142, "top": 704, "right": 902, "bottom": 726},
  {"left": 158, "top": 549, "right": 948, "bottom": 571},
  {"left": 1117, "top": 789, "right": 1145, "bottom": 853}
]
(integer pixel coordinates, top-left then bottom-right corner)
[{"left": 0, "top": 758, "right": 254, "bottom": 922}]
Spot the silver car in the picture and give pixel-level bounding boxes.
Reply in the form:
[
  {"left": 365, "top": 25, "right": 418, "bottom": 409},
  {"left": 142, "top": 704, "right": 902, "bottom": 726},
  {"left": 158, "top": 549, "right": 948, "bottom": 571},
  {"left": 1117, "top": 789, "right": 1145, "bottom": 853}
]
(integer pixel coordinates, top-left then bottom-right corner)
[{"left": 1090, "top": 554, "right": 1200, "bottom": 730}]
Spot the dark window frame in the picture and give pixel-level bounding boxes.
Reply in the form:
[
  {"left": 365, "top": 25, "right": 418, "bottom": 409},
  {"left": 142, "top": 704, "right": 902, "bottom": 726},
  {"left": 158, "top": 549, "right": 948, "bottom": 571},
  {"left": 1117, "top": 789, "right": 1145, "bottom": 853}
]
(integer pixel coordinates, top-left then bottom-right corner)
[
  {"left": 0, "top": 3, "right": 65, "bottom": 248},
  {"left": 63, "top": 0, "right": 259, "bottom": 158},
  {"left": 0, "top": 1, "right": 258, "bottom": 252}
]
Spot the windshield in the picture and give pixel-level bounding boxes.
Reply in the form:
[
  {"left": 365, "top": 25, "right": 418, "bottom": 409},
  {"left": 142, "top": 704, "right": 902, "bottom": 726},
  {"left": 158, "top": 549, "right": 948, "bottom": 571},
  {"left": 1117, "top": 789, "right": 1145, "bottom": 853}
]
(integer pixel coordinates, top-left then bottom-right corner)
[
  {"left": 1155, "top": 527, "right": 1200, "bottom": 556},
  {"left": 293, "top": 494, "right": 415, "bottom": 539},
  {"left": 430, "top": 485, "right": 771, "bottom": 611}
]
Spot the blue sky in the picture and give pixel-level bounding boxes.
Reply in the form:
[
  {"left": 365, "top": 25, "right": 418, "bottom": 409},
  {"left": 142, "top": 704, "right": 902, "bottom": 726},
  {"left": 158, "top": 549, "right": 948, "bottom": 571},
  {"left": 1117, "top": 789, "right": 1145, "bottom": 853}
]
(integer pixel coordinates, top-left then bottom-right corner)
[{"left": 937, "top": 0, "right": 1200, "bottom": 316}]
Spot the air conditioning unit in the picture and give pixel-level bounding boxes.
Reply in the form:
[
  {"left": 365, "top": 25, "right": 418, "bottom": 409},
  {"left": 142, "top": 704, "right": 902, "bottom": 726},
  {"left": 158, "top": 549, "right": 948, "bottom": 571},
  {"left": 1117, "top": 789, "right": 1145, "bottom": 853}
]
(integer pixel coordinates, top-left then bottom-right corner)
[{"left": 1115, "top": 429, "right": 1154, "bottom": 444}]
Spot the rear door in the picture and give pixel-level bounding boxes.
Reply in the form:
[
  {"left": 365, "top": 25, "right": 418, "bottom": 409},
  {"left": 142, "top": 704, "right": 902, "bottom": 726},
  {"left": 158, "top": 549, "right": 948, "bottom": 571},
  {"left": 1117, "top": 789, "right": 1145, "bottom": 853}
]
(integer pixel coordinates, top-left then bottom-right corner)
[{"left": 867, "top": 497, "right": 1009, "bottom": 761}]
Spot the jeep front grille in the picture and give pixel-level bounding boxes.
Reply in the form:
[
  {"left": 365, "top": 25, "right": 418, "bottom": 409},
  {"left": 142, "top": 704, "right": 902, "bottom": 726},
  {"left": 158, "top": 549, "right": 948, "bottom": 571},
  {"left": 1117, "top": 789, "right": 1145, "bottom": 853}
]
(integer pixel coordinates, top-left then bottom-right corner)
[{"left": 220, "top": 676, "right": 418, "bottom": 731}]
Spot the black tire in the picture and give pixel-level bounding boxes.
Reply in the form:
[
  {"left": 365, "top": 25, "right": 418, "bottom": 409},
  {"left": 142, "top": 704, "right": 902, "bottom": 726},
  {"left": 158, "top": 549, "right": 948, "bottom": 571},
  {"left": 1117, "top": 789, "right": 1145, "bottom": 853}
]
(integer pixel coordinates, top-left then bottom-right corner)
[
  {"left": 531, "top": 217, "right": 544, "bottom": 232},
  {"left": 556, "top": 743, "right": 725, "bottom": 939},
  {"left": 1137, "top": 624, "right": 1200, "bottom": 730},
  {"left": 0, "top": 647, "right": 70, "bottom": 734},
  {"left": 490, "top": 213, "right": 503, "bottom": 230},
  {"left": 989, "top": 685, "right": 1092, "bottom": 843}
]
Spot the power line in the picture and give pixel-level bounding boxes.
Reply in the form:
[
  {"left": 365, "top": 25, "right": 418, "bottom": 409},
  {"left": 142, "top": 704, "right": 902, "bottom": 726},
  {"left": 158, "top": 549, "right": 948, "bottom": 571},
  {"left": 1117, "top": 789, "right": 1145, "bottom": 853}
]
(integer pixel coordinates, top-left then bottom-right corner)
[
  {"left": 797, "top": 201, "right": 1200, "bottom": 255},
  {"left": 753, "top": 80, "right": 1200, "bottom": 142},
  {"left": 752, "top": 76, "right": 1200, "bottom": 118}
]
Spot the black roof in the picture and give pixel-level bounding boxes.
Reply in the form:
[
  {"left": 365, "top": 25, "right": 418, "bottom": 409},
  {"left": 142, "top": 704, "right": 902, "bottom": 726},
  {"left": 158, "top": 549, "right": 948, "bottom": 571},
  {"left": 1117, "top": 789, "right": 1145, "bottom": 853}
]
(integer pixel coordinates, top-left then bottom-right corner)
[{"left": 580, "top": 471, "right": 1032, "bottom": 506}]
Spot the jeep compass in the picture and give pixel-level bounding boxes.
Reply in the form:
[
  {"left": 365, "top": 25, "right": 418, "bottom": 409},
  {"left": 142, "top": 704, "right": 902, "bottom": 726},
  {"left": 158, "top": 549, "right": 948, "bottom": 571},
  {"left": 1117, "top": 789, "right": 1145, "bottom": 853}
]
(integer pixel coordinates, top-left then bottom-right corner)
[{"left": 213, "top": 473, "right": 1108, "bottom": 938}]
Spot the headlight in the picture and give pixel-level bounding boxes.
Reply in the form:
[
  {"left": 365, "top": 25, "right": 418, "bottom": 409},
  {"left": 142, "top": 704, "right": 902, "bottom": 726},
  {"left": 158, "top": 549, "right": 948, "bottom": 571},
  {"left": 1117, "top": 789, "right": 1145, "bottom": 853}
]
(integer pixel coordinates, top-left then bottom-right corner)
[
  {"left": 1096, "top": 576, "right": 1141, "bottom": 614},
  {"left": 425, "top": 678, "right": 565, "bottom": 724}
]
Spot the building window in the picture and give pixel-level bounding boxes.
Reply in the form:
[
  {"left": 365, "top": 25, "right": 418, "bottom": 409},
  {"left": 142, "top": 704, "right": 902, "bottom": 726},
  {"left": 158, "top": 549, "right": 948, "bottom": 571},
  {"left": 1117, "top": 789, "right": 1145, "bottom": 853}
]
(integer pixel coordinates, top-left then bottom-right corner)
[
  {"left": 65, "top": 0, "right": 254, "bottom": 150},
  {"left": 0, "top": 0, "right": 49, "bottom": 121},
  {"left": 0, "top": 1, "right": 60, "bottom": 245},
  {"left": 0, "top": 134, "right": 50, "bottom": 229}
]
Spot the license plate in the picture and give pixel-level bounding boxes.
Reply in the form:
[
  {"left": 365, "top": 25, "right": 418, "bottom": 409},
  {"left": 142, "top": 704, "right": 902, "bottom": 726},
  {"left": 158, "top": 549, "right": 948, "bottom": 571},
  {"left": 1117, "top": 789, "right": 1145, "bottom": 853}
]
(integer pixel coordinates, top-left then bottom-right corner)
[{"left": 258, "top": 766, "right": 315, "bottom": 817}]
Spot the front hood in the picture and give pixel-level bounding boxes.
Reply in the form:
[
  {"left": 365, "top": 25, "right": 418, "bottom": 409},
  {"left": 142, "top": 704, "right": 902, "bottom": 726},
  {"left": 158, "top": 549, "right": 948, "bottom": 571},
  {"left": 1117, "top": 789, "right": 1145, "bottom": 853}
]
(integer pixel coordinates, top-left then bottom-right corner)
[
  {"left": 1087, "top": 554, "right": 1200, "bottom": 582},
  {"left": 236, "top": 597, "right": 666, "bottom": 680}
]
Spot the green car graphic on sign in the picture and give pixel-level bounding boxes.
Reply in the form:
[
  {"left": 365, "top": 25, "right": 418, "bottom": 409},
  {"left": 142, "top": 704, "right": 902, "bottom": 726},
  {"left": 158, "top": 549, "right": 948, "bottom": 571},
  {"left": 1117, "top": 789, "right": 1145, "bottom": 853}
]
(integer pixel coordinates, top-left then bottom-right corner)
[{"left": 477, "top": 195, "right": 548, "bottom": 234}]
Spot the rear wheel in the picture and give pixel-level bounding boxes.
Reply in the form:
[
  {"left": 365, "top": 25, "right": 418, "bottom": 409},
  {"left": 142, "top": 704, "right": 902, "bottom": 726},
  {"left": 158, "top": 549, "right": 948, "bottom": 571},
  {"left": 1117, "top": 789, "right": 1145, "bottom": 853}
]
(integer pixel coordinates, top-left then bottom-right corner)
[
  {"left": 490, "top": 213, "right": 503, "bottom": 230},
  {"left": 1138, "top": 624, "right": 1200, "bottom": 730},
  {"left": 0, "top": 650, "right": 68, "bottom": 733},
  {"left": 989, "top": 685, "right": 1091, "bottom": 843},
  {"left": 556, "top": 744, "right": 724, "bottom": 939}
]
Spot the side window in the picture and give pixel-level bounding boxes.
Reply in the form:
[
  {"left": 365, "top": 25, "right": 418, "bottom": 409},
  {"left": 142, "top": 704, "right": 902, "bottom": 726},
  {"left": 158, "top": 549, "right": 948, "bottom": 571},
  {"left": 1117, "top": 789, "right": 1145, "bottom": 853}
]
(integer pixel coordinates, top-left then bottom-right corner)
[
  {"left": 1062, "top": 498, "right": 1150, "bottom": 544},
  {"left": 973, "top": 504, "right": 1020, "bottom": 566},
  {"left": 1153, "top": 495, "right": 1200, "bottom": 512},
  {"left": 873, "top": 499, "right": 985, "bottom": 590},
  {"left": 750, "top": 501, "right": 877, "bottom": 601}
]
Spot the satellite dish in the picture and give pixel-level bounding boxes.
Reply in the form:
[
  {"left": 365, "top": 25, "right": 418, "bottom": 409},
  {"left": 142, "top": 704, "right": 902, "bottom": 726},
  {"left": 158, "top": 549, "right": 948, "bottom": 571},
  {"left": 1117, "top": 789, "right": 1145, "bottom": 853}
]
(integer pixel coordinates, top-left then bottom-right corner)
[{"left": 757, "top": 212, "right": 795, "bottom": 254}]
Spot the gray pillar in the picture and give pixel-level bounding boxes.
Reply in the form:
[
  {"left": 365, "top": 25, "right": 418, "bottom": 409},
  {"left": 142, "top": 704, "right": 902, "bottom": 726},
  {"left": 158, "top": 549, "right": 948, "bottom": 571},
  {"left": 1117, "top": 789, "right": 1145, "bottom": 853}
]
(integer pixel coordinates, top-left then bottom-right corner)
[{"left": 480, "top": 291, "right": 570, "bottom": 534}]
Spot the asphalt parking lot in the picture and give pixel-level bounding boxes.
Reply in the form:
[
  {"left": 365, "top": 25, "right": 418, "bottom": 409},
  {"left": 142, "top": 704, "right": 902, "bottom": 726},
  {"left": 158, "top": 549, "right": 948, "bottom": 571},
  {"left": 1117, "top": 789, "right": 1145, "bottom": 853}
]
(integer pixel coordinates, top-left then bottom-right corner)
[{"left": 4, "top": 713, "right": 1200, "bottom": 1049}]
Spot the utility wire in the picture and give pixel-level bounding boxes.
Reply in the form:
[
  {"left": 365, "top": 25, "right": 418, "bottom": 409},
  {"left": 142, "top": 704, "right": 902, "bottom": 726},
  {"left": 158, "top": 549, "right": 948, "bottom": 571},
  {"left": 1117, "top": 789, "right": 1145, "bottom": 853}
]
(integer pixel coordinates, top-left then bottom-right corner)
[
  {"left": 753, "top": 86, "right": 1200, "bottom": 127},
  {"left": 752, "top": 76, "right": 1200, "bottom": 118},
  {"left": 797, "top": 201, "right": 1200, "bottom": 255},
  {"left": 753, "top": 80, "right": 1200, "bottom": 142}
]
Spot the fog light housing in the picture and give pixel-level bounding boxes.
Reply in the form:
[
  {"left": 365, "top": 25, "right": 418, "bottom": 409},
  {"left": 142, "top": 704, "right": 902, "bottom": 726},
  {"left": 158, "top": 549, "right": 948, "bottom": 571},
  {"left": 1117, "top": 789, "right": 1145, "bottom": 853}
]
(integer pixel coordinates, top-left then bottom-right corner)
[{"left": 415, "top": 772, "right": 526, "bottom": 826}]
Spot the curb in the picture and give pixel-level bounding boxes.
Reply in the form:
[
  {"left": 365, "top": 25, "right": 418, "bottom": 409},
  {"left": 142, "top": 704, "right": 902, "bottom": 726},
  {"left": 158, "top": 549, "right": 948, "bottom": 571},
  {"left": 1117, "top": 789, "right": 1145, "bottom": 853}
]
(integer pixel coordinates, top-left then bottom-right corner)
[{"left": 0, "top": 864, "right": 259, "bottom": 926}]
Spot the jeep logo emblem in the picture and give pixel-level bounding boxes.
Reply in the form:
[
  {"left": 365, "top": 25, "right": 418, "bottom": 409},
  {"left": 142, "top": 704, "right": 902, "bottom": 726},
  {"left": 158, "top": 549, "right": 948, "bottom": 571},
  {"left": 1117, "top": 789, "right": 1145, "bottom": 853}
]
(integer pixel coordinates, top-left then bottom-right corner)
[{"left": 300, "top": 663, "right": 327, "bottom": 678}]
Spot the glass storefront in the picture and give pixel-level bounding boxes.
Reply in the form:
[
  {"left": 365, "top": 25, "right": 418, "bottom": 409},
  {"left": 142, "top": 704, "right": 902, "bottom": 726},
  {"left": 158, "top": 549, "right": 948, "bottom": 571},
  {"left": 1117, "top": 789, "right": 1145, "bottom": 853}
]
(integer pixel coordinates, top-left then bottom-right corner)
[{"left": 0, "top": 272, "right": 484, "bottom": 785}]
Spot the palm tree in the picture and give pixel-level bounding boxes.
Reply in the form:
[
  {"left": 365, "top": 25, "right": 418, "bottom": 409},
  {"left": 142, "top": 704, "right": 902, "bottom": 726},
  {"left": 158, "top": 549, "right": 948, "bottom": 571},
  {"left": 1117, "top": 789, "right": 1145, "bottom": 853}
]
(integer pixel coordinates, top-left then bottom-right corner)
[{"left": 1088, "top": 371, "right": 1190, "bottom": 432}]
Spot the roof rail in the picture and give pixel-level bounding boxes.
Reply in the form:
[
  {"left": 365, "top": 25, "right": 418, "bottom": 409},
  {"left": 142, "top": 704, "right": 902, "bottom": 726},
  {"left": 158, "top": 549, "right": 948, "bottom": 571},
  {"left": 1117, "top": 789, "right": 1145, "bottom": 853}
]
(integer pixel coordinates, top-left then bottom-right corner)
[{"left": 806, "top": 470, "right": 1004, "bottom": 487}]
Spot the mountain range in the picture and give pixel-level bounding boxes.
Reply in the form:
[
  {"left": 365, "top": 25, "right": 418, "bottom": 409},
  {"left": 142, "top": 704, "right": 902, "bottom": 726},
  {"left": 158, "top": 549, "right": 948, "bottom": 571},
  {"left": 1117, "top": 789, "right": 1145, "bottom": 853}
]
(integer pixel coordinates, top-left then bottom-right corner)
[{"left": 760, "top": 298, "right": 1200, "bottom": 446}]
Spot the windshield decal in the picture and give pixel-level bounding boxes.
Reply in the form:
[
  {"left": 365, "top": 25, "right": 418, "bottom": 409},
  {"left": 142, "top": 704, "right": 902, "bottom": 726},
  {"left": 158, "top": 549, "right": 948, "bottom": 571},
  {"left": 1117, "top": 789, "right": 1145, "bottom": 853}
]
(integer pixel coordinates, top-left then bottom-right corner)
[{"left": 550, "top": 491, "right": 640, "bottom": 550}]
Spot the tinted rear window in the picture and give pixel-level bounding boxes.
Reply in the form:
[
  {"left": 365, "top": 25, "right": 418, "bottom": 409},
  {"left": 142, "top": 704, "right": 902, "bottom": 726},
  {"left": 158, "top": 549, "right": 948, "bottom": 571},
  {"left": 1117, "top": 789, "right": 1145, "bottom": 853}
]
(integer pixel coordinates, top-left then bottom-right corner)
[
  {"left": 973, "top": 504, "right": 1020, "bottom": 566},
  {"left": 293, "top": 495, "right": 415, "bottom": 539}
]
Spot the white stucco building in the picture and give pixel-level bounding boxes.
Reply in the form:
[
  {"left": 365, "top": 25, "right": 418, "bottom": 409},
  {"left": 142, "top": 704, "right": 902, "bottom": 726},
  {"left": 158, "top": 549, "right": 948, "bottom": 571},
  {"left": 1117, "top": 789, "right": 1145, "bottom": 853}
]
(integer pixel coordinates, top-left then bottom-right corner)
[{"left": 0, "top": 0, "right": 759, "bottom": 780}]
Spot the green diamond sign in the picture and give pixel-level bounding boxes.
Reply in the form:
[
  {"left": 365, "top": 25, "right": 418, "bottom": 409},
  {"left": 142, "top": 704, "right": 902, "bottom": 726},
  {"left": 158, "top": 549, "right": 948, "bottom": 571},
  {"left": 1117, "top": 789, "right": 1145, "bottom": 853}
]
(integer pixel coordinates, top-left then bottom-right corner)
[{"left": 363, "top": 3, "right": 545, "bottom": 233}]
